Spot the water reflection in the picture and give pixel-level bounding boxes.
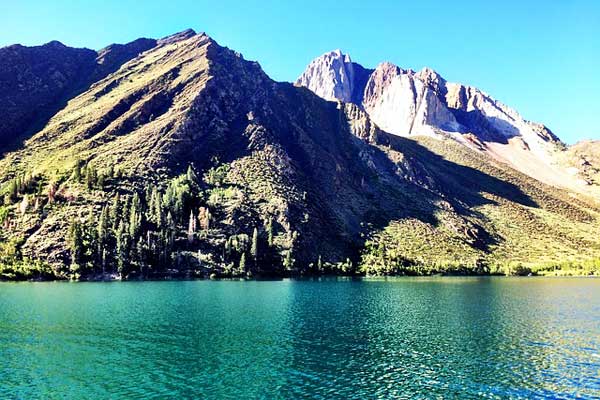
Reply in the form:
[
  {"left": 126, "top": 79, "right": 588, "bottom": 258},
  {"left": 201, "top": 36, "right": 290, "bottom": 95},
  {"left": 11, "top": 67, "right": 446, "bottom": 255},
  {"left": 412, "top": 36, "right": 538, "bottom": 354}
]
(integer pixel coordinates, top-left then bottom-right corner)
[
  {"left": 281, "top": 278, "right": 600, "bottom": 399},
  {"left": 0, "top": 278, "right": 598, "bottom": 399}
]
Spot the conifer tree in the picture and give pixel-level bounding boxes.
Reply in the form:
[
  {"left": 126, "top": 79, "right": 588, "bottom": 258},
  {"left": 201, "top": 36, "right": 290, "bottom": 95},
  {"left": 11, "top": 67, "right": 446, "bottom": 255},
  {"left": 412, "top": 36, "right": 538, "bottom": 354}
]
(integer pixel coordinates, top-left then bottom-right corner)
[
  {"left": 135, "top": 236, "right": 146, "bottom": 275},
  {"left": 198, "top": 207, "right": 211, "bottom": 231},
  {"left": 116, "top": 220, "right": 130, "bottom": 278},
  {"left": 187, "top": 165, "right": 199, "bottom": 186},
  {"left": 251, "top": 227, "right": 259, "bottom": 266},
  {"left": 129, "top": 193, "right": 142, "bottom": 238},
  {"left": 85, "top": 212, "right": 99, "bottom": 273},
  {"left": 150, "top": 189, "right": 163, "bottom": 226},
  {"left": 85, "top": 165, "right": 97, "bottom": 189},
  {"left": 97, "top": 205, "right": 111, "bottom": 271},
  {"left": 284, "top": 249, "right": 294, "bottom": 271},
  {"left": 68, "top": 218, "right": 85, "bottom": 272},
  {"left": 109, "top": 194, "right": 120, "bottom": 228},
  {"left": 72, "top": 161, "right": 81, "bottom": 182},
  {"left": 187, "top": 211, "right": 196, "bottom": 244},
  {"left": 239, "top": 253, "right": 246, "bottom": 275},
  {"left": 266, "top": 217, "right": 274, "bottom": 246}
]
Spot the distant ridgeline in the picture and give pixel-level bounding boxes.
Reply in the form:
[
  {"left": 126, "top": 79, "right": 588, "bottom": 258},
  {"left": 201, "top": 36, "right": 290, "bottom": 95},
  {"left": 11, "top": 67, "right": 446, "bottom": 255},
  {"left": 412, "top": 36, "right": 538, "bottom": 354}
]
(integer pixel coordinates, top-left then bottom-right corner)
[{"left": 1, "top": 30, "right": 599, "bottom": 280}]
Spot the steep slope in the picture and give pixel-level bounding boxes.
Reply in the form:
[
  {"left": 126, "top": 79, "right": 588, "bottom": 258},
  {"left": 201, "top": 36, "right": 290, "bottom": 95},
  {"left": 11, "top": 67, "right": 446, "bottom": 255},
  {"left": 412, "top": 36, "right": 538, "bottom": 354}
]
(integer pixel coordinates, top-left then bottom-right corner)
[
  {"left": 0, "top": 31, "right": 599, "bottom": 280},
  {"left": 559, "top": 140, "right": 600, "bottom": 186},
  {"left": 297, "top": 51, "right": 586, "bottom": 193},
  {"left": 0, "top": 37, "right": 157, "bottom": 154}
]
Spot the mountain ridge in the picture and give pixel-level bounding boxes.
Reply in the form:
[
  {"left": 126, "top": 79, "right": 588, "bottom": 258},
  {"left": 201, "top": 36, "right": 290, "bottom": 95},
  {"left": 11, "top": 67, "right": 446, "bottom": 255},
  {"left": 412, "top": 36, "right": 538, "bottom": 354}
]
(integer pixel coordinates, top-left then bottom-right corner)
[
  {"left": 296, "top": 50, "right": 593, "bottom": 195},
  {"left": 0, "top": 30, "right": 599, "bottom": 280}
]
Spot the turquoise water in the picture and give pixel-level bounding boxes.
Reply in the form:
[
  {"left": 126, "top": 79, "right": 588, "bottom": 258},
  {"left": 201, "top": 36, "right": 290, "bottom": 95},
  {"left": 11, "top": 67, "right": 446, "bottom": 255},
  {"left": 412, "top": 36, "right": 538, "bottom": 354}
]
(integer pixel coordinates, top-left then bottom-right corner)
[{"left": 0, "top": 278, "right": 598, "bottom": 399}]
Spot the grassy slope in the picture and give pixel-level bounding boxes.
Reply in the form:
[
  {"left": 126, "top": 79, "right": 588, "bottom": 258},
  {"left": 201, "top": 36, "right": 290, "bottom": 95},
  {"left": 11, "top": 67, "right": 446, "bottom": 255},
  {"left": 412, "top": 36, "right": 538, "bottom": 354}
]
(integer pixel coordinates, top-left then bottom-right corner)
[{"left": 359, "top": 135, "right": 600, "bottom": 275}]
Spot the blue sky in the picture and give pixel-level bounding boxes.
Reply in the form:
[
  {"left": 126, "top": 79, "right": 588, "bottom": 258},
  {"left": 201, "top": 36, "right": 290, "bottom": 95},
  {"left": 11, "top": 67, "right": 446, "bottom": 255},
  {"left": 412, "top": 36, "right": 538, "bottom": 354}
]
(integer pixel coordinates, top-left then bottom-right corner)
[{"left": 1, "top": 0, "right": 598, "bottom": 143}]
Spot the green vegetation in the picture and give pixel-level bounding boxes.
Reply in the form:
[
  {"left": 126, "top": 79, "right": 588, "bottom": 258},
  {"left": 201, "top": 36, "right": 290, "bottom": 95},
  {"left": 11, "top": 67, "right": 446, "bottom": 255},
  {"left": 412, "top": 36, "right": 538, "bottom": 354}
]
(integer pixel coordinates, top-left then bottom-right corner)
[{"left": 0, "top": 160, "right": 299, "bottom": 280}]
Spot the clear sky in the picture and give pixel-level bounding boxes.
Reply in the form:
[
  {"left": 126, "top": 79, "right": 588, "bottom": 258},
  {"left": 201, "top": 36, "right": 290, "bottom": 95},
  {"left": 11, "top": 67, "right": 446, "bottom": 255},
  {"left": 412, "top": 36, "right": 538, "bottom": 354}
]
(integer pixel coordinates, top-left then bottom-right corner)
[{"left": 1, "top": 0, "right": 598, "bottom": 143}]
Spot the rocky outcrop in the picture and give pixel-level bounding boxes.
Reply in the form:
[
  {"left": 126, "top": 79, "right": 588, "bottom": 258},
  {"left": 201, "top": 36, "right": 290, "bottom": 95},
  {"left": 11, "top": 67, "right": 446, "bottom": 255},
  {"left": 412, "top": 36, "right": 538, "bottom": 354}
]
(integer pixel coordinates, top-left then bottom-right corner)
[
  {"left": 362, "top": 63, "right": 460, "bottom": 136},
  {"left": 296, "top": 51, "right": 580, "bottom": 191},
  {"left": 296, "top": 50, "right": 371, "bottom": 105}
]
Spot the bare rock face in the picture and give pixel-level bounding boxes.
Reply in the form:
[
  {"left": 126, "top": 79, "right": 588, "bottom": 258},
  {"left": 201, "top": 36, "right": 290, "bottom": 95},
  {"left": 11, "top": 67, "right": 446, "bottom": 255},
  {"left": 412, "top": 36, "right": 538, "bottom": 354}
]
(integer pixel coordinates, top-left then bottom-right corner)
[
  {"left": 297, "top": 51, "right": 577, "bottom": 190},
  {"left": 296, "top": 50, "right": 370, "bottom": 104},
  {"left": 363, "top": 63, "right": 459, "bottom": 136}
]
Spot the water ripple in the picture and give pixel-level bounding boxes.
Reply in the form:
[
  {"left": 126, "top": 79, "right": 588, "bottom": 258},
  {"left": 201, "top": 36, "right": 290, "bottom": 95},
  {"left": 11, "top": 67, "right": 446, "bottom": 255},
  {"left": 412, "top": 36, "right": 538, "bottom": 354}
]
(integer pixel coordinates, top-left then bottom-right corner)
[{"left": 0, "top": 278, "right": 598, "bottom": 399}]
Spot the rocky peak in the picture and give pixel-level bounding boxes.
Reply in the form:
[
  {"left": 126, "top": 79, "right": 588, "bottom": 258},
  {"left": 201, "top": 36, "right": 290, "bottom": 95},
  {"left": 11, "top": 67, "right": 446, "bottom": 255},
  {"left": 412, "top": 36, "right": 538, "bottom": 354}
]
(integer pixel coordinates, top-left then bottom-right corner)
[
  {"left": 295, "top": 49, "right": 356, "bottom": 103},
  {"left": 362, "top": 62, "right": 403, "bottom": 107},
  {"left": 297, "top": 50, "right": 576, "bottom": 189},
  {"left": 415, "top": 67, "right": 446, "bottom": 94}
]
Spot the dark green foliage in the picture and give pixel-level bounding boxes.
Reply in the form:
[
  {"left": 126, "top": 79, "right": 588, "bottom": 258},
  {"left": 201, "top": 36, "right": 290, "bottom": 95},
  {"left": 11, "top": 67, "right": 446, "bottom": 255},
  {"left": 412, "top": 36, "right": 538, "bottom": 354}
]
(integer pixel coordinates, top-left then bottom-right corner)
[
  {"left": 266, "top": 217, "right": 274, "bottom": 247},
  {"left": 115, "top": 220, "right": 129, "bottom": 277},
  {"left": 67, "top": 218, "right": 85, "bottom": 272},
  {"left": 56, "top": 165, "right": 291, "bottom": 279}
]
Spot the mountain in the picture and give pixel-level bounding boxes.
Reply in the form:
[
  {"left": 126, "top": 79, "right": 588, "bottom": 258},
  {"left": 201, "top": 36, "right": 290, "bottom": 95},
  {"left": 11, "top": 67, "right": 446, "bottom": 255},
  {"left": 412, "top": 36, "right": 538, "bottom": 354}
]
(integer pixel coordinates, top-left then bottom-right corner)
[
  {"left": 0, "top": 37, "right": 158, "bottom": 154},
  {"left": 297, "top": 50, "right": 595, "bottom": 194},
  {"left": 0, "top": 30, "right": 599, "bottom": 280}
]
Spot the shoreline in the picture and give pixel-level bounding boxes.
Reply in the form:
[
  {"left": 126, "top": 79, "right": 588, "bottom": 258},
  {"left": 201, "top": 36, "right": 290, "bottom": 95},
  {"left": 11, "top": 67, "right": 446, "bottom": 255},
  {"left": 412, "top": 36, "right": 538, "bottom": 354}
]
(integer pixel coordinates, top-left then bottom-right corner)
[{"left": 2, "top": 273, "right": 598, "bottom": 283}]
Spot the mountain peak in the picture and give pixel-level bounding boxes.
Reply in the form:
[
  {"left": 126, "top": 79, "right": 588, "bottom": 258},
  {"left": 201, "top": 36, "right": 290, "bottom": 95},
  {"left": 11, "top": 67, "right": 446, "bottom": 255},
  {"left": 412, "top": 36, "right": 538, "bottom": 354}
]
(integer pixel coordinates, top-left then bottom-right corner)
[
  {"left": 327, "top": 49, "right": 352, "bottom": 63},
  {"left": 296, "top": 49, "right": 356, "bottom": 102},
  {"left": 416, "top": 66, "right": 443, "bottom": 81},
  {"left": 415, "top": 66, "right": 446, "bottom": 92},
  {"left": 45, "top": 40, "right": 67, "bottom": 48},
  {"left": 157, "top": 28, "right": 198, "bottom": 45},
  {"left": 298, "top": 50, "right": 577, "bottom": 190}
]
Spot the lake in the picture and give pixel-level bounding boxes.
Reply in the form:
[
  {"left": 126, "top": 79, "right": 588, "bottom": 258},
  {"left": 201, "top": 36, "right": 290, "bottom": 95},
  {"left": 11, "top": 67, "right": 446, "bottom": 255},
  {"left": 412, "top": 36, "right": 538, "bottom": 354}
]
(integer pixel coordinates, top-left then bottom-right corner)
[{"left": 0, "top": 277, "right": 598, "bottom": 399}]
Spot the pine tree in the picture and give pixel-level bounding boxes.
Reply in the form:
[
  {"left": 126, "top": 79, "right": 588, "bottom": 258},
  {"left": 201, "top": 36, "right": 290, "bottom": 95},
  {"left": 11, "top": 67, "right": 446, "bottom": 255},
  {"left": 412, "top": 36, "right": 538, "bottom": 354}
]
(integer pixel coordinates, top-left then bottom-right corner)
[
  {"left": 116, "top": 220, "right": 130, "bottom": 278},
  {"left": 239, "top": 253, "right": 246, "bottom": 275},
  {"left": 97, "top": 173, "right": 106, "bottom": 189},
  {"left": 129, "top": 193, "right": 142, "bottom": 238},
  {"left": 166, "top": 211, "right": 175, "bottom": 234},
  {"left": 198, "top": 207, "right": 211, "bottom": 231},
  {"left": 266, "top": 217, "right": 274, "bottom": 246},
  {"left": 284, "top": 249, "right": 294, "bottom": 271},
  {"left": 251, "top": 227, "right": 259, "bottom": 266},
  {"left": 109, "top": 194, "right": 120, "bottom": 228},
  {"left": 224, "top": 238, "right": 231, "bottom": 257},
  {"left": 135, "top": 236, "right": 146, "bottom": 275},
  {"left": 97, "top": 205, "right": 111, "bottom": 273},
  {"left": 85, "top": 164, "right": 97, "bottom": 189},
  {"left": 187, "top": 210, "right": 196, "bottom": 244},
  {"left": 150, "top": 189, "right": 163, "bottom": 226},
  {"left": 85, "top": 212, "right": 99, "bottom": 273},
  {"left": 187, "top": 165, "right": 199, "bottom": 186},
  {"left": 68, "top": 218, "right": 85, "bottom": 272},
  {"left": 15, "top": 176, "right": 22, "bottom": 194}
]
